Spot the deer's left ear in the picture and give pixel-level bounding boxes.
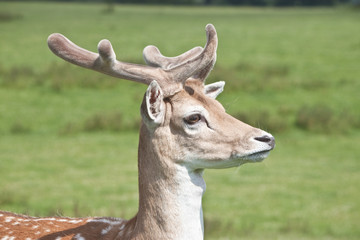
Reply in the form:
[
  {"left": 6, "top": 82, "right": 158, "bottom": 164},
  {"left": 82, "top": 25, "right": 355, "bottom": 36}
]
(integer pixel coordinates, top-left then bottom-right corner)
[
  {"left": 142, "top": 80, "right": 166, "bottom": 127},
  {"left": 204, "top": 81, "right": 225, "bottom": 99}
]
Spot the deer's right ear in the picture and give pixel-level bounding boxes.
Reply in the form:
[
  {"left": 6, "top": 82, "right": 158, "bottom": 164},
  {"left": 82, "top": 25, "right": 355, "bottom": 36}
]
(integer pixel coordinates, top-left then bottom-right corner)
[{"left": 141, "top": 80, "right": 166, "bottom": 127}]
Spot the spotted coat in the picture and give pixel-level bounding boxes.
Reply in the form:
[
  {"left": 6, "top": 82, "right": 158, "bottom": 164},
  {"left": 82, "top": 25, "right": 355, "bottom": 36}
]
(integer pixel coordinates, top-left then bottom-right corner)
[{"left": 0, "top": 211, "right": 133, "bottom": 240}]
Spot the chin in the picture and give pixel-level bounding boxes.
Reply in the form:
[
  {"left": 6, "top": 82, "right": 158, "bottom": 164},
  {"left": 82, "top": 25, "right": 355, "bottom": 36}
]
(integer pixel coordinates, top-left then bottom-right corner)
[{"left": 240, "top": 150, "right": 271, "bottom": 163}]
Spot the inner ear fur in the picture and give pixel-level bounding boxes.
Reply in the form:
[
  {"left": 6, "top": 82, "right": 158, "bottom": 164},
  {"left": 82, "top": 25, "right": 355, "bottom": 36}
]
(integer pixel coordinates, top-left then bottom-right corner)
[
  {"left": 204, "top": 81, "right": 225, "bottom": 99},
  {"left": 141, "top": 80, "right": 166, "bottom": 127}
]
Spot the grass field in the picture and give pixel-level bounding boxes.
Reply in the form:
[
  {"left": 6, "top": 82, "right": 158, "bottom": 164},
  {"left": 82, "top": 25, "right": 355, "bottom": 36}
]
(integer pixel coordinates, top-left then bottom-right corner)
[{"left": 0, "top": 2, "right": 359, "bottom": 239}]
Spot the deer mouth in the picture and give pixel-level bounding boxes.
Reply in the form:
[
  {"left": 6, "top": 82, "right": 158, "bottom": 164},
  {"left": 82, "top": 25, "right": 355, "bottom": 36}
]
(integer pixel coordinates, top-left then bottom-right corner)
[
  {"left": 230, "top": 149, "right": 272, "bottom": 163},
  {"left": 243, "top": 150, "right": 271, "bottom": 162}
]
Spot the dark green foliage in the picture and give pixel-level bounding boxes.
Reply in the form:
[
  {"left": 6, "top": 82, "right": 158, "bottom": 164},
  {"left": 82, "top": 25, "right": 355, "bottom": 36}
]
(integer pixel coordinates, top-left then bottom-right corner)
[
  {"left": 0, "top": 190, "right": 28, "bottom": 207},
  {"left": 59, "top": 112, "right": 141, "bottom": 135},
  {"left": 44, "top": 63, "right": 120, "bottom": 92},
  {"left": 14, "top": 0, "right": 350, "bottom": 6},
  {"left": 0, "top": 63, "right": 124, "bottom": 90},
  {"left": 10, "top": 122, "right": 31, "bottom": 134},
  {"left": 204, "top": 217, "right": 239, "bottom": 238},
  {"left": 83, "top": 112, "right": 125, "bottom": 132},
  {"left": 295, "top": 104, "right": 359, "bottom": 133},
  {"left": 0, "top": 65, "right": 39, "bottom": 88},
  {"left": 296, "top": 104, "right": 334, "bottom": 133},
  {"left": 208, "top": 62, "right": 290, "bottom": 92},
  {"left": 234, "top": 110, "right": 289, "bottom": 133},
  {"left": 0, "top": 11, "right": 22, "bottom": 22}
]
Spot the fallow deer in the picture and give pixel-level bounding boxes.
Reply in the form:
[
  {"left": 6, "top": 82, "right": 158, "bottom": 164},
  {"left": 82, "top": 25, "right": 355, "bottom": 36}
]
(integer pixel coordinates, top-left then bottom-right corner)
[{"left": 0, "top": 24, "right": 275, "bottom": 240}]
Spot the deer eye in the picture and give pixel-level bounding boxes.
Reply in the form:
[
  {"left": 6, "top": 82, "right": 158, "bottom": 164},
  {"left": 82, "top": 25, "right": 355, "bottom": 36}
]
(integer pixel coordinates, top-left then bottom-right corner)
[{"left": 184, "top": 114, "right": 202, "bottom": 125}]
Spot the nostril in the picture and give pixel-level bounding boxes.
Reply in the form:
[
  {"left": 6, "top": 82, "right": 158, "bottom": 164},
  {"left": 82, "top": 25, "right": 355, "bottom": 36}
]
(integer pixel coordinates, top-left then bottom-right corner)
[
  {"left": 254, "top": 135, "right": 275, "bottom": 148},
  {"left": 254, "top": 136, "right": 271, "bottom": 143}
]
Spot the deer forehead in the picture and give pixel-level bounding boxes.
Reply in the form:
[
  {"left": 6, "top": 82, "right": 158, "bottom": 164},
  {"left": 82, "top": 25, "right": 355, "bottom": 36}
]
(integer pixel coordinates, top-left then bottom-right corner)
[{"left": 169, "top": 86, "right": 225, "bottom": 118}]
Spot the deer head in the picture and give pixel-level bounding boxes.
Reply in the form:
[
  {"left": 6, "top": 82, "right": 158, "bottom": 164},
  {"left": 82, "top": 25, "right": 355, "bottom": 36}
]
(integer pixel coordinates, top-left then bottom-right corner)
[{"left": 47, "top": 24, "right": 274, "bottom": 171}]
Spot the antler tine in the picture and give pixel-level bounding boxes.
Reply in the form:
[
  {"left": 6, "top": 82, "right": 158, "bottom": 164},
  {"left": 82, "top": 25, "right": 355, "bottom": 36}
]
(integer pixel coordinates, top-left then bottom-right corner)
[
  {"left": 165, "top": 24, "right": 218, "bottom": 84},
  {"left": 143, "top": 45, "right": 203, "bottom": 70},
  {"left": 143, "top": 24, "right": 217, "bottom": 83},
  {"left": 193, "top": 58, "right": 216, "bottom": 81},
  {"left": 97, "top": 39, "right": 117, "bottom": 65},
  {"left": 47, "top": 33, "right": 165, "bottom": 85}
]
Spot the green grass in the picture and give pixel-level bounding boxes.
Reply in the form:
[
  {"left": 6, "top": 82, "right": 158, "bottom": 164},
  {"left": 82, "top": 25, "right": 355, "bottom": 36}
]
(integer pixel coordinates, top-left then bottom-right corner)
[{"left": 0, "top": 2, "right": 359, "bottom": 239}]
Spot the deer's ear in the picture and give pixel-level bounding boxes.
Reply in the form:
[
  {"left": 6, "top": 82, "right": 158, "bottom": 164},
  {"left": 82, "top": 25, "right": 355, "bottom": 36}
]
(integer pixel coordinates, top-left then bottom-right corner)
[
  {"left": 204, "top": 81, "right": 225, "bottom": 99},
  {"left": 142, "top": 80, "right": 166, "bottom": 127}
]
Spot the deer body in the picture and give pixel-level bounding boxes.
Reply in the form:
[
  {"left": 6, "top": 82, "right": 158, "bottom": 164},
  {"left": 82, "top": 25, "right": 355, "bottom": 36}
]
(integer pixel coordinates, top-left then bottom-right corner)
[{"left": 0, "top": 25, "right": 275, "bottom": 240}]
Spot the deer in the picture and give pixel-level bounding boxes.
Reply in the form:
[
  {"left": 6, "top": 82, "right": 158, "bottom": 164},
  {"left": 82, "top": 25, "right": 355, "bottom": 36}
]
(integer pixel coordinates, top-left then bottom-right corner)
[{"left": 0, "top": 24, "right": 275, "bottom": 240}]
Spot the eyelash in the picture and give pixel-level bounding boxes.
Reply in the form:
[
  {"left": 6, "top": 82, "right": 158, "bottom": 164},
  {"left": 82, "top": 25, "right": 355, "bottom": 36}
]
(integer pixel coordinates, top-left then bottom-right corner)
[{"left": 184, "top": 114, "right": 202, "bottom": 125}]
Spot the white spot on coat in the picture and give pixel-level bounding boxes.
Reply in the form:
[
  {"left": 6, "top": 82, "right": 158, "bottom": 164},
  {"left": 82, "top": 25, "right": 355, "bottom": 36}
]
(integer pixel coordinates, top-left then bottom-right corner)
[
  {"left": 1, "top": 236, "right": 14, "bottom": 240},
  {"left": 68, "top": 219, "right": 83, "bottom": 224},
  {"left": 101, "top": 225, "right": 113, "bottom": 235},
  {"left": 4, "top": 217, "right": 14, "bottom": 222},
  {"left": 74, "top": 233, "right": 85, "bottom": 240},
  {"left": 31, "top": 225, "right": 39, "bottom": 229}
]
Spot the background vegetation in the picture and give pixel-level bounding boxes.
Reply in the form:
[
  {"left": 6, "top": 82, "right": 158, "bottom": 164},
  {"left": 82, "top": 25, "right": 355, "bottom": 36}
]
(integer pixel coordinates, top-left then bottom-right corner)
[
  {"left": 3, "top": 0, "right": 358, "bottom": 7},
  {"left": 0, "top": 2, "right": 359, "bottom": 239}
]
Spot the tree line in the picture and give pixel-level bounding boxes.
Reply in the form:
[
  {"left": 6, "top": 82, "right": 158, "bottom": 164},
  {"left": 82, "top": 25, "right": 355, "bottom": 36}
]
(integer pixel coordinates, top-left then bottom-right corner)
[
  {"left": 119, "top": 0, "right": 355, "bottom": 6},
  {"left": 16, "top": 0, "right": 359, "bottom": 6}
]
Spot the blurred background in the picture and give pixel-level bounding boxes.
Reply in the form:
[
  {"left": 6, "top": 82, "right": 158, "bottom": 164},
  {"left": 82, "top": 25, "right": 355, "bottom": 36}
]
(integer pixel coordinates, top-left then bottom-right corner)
[{"left": 0, "top": 0, "right": 359, "bottom": 239}]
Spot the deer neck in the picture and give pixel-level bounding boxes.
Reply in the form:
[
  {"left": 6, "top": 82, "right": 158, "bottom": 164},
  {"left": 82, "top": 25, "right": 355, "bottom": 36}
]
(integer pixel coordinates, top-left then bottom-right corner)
[{"left": 129, "top": 124, "right": 206, "bottom": 240}]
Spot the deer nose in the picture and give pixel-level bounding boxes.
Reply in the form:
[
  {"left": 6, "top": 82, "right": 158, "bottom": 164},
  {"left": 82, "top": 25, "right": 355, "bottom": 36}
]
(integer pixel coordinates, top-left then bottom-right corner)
[{"left": 254, "top": 135, "right": 275, "bottom": 149}]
